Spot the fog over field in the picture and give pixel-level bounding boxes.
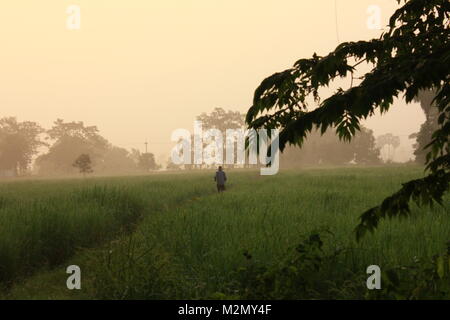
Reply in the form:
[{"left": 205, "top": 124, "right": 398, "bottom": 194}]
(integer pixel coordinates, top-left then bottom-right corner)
[
  {"left": 0, "top": 1, "right": 424, "bottom": 163},
  {"left": 0, "top": 0, "right": 448, "bottom": 304}
]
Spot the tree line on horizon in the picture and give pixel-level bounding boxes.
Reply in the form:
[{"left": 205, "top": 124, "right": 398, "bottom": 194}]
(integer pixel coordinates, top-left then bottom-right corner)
[
  {"left": 0, "top": 100, "right": 436, "bottom": 177},
  {"left": 0, "top": 118, "right": 158, "bottom": 177},
  {"left": 168, "top": 107, "right": 429, "bottom": 170}
]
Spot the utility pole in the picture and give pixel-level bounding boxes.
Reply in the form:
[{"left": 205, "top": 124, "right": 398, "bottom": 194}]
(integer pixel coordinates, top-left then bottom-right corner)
[{"left": 144, "top": 140, "right": 148, "bottom": 154}]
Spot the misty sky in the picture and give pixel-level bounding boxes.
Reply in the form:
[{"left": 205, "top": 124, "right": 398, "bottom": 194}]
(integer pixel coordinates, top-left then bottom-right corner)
[{"left": 0, "top": 0, "right": 425, "bottom": 163}]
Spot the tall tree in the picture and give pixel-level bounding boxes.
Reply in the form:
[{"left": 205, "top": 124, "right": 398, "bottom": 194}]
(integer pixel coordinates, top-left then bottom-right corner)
[
  {"left": 281, "top": 126, "right": 380, "bottom": 167},
  {"left": 245, "top": 0, "right": 449, "bottom": 239},
  {"left": 197, "top": 107, "right": 245, "bottom": 132},
  {"left": 38, "top": 120, "right": 146, "bottom": 175},
  {"left": 138, "top": 152, "right": 158, "bottom": 171},
  {"left": 36, "top": 119, "right": 109, "bottom": 175},
  {"left": 410, "top": 90, "right": 440, "bottom": 164},
  {"left": 98, "top": 146, "right": 138, "bottom": 174},
  {"left": 0, "top": 117, "right": 46, "bottom": 176},
  {"left": 196, "top": 108, "right": 246, "bottom": 168},
  {"left": 376, "top": 133, "right": 401, "bottom": 162}
]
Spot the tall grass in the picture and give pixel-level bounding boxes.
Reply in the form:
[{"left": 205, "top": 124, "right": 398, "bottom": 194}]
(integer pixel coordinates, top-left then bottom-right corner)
[
  {"left": 90, "top": 167, "right": 450, "bottom": 299},
  {"left": 0, "top": 173, "right": 215, "bottom": 286},
  {"left": 1, "top": 167, "right": 448, "bottom": 299}
]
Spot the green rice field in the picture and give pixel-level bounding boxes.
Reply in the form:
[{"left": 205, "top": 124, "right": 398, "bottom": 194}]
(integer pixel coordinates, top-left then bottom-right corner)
[{"left": 0, "top": 166, "right": 449, "bottom": 299}]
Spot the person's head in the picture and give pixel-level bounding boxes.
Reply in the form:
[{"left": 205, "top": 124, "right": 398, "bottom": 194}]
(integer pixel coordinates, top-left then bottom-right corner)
[{"left": 218, "top": 166, "right": 223, "bottom": 171}]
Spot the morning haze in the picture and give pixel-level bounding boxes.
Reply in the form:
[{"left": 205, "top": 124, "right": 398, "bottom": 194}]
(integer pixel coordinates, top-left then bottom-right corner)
[
  {"left": 0, "top": 0, "right": 448, "bottom": 302},
  {"left": 0, "top": 0, "right": 424, "bottom": 163}
]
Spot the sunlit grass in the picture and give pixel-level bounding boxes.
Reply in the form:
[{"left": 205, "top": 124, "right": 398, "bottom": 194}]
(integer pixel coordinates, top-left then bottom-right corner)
[
  {"left": 1, "top": 166, "right": 448, "bottom": 299},
  {"left": 0, "top": 173, "right": 214, "bottom": 286}
]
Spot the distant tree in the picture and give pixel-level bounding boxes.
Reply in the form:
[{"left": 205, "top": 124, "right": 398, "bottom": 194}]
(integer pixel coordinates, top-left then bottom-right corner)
[
  {"left": 376, "top": 133, "right": 401, "bottom": 162},
  {"left": 138, "top": 152, "right": 158, "bottom": 171},
  {"left": 129, "top": 148, "right": 142, "bottom": 166},
  {"left": 281, "top": 126, "right": 380, "bottom": 167},
  {"left": 99, "top": 146, "right": 138, "bottom": 174},
  {"left": 410, "top": 90, "right": 440, "bottom": 164},
  {"left": 36, "top": 119, "right": 108, "bottom": 175},
  {"left": 47, "top": 119, "right": 107, "bottom": 144},
  {"left": 245, "top": 0, "right": 450, "bottom": 240},
  {"left": 73, "top": 154, "right": 93, "bottom": 176},
  {"left": 0, "top": 117, "right": 46, "bottom": 176},
  {"left": 197, "top": 107, "right": 245, "bottom": 132},
  {"left": 196, "top": 108, "right": 246, "bottom": 168},
  {"left": 352, "top": 127, "right": 381, "bottom": 165},
  {"left": 37, "top": 120, "right": 148, "bottom": 176}
]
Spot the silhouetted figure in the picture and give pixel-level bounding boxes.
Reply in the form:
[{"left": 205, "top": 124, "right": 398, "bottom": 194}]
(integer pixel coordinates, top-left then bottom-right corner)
[{"left": 214, "top": 166, "right": 227, "bottom": 192}]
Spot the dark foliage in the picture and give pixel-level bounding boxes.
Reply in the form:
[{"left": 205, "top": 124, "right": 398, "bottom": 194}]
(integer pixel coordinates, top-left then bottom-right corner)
[
  {"left": 246, "top": 0, "right": 450, "bottom": 240},
  {"left": 73, "top": 153, "right": 93, "bottom": 175}
]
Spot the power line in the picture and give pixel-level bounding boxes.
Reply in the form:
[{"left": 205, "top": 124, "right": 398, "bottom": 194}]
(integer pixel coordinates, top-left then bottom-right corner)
[
  {"left": 115, "top": 141, "right": 174, "bottom": 146},
  {"left": 334, "top": 0, "right": 340, "bottom": 44}
]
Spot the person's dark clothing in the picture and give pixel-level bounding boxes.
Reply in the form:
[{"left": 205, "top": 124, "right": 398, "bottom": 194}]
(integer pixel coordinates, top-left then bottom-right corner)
[{"left": 214, "top": 170, "right": 227, "bottom": 192}]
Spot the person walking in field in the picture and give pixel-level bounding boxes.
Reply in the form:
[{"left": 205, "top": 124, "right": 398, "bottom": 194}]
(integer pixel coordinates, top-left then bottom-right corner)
[{"left": 214, "top": 166, "right": 227, "bottom": 192}]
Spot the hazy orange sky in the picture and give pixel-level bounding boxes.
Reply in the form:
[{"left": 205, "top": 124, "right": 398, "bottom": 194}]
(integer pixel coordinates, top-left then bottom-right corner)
[{"left": 0, "top": 0, "right": 425, "bottom": 163}]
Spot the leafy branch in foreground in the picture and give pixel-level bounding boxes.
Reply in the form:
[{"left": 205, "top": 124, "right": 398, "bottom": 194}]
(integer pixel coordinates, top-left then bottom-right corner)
[{"left": 246, "top": 0, "right": 449, "bottom": 240}]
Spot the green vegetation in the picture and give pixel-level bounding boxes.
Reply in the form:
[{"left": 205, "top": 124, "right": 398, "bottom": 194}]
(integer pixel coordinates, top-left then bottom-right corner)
[
  {"left": 0, "top": 167, "right": 448, "bottom": 299},
  {"left": 0, "top": 173, "right": 213, "bottom": 288},
  {"left": 245, "top": 0, "right": 450, "bottom": 239}
]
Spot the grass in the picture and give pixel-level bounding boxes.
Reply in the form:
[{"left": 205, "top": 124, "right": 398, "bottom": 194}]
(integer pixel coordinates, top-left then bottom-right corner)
[
  {"left": 0, "top": 166, "right": 449, "bottom": 299},
  {"left": 0, "top": 173, "right": 214, "bottom": 287}
]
